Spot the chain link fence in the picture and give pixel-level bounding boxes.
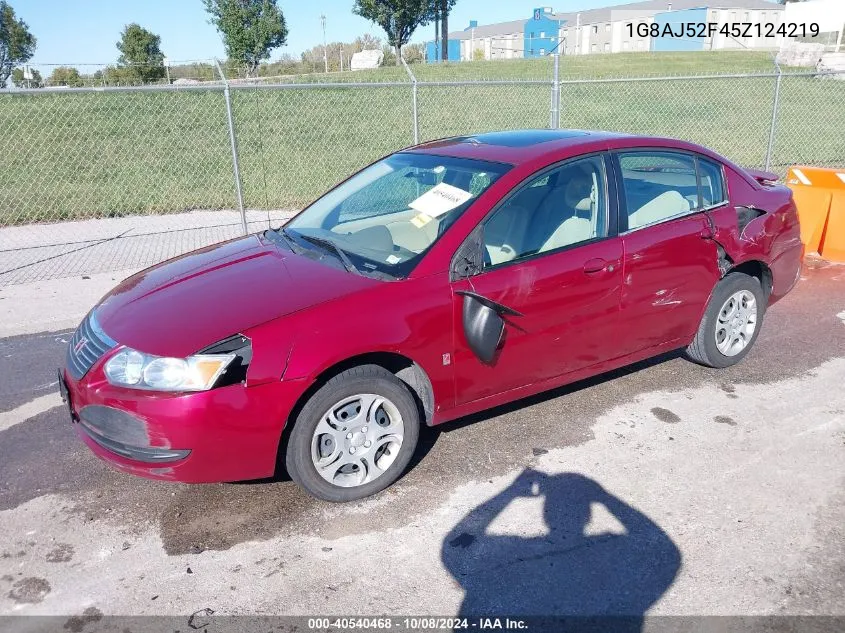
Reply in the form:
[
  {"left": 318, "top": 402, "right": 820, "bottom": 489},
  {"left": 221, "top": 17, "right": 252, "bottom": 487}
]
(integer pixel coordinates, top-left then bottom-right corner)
[{"left": 1, "top": 57, "right": 844, "bottom": 286}]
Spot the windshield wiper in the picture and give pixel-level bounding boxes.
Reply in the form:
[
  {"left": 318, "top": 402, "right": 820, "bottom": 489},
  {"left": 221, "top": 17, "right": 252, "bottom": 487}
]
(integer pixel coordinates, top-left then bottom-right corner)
[
  {"left": 294, "top": 232, "right": 360, "bottom": 274},
  {"left": 276, "top": 227, "right": 303, "bottom": 253}
]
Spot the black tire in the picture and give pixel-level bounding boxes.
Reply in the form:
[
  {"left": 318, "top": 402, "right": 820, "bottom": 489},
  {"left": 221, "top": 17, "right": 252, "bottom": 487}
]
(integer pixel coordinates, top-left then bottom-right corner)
[
  {"left": 286, "top": 364, "right": 420, "bottom": 502},
  {"left": 686, "top": 272, "right": 766, "bottom": 368}
]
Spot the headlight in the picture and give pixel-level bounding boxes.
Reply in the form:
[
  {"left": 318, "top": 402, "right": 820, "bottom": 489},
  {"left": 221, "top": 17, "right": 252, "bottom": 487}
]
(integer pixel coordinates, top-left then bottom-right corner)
[{"left": 104, "top": 348, "right": 236, "bottom": 392}]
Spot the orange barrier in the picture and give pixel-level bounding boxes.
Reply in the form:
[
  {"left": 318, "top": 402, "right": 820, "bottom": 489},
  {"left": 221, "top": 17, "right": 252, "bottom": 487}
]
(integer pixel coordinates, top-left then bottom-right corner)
[{"left": 786, "top": 166, "right": 845, "bottom": 263}]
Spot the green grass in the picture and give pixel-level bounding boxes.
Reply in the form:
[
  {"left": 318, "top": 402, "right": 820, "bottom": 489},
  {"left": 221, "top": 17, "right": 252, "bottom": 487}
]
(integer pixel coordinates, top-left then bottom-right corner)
[
  {"left": 1, "top": 51, "right": 843, "bottom": 225},
  {"left": 268, "top": 50, "right": 783, "bottom": 83}
]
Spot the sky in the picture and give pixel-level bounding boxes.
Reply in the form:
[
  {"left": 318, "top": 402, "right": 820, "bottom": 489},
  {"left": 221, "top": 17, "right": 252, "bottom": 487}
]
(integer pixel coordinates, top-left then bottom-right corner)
[{"left": 14, "top": 0, "right": 635, "bottom": 67}]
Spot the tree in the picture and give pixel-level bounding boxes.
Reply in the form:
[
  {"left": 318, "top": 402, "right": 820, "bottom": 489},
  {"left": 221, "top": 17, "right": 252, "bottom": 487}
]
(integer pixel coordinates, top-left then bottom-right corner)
[
  {"left": 103, "top": 64, "right": 142, "bottom": 85},
  {"left": 0, "top": 1, "right": 36, "bottom": 88},
  {"left": 352, "top": 33, "right": 382, "bottom": 53},
  {"left": 47, "top": 66, "right": 83, "bottom": 87},
  {"left": 301, "top": 41, "right": 346, "bottom": 73},
  {"left": 203, "top": 0, "right": 288, "bottom": 76},
  {"left": 264, "top": 52, "right": 300, "bottom": 75},
  {"left": 403, "top": 42, "right": 424, "bottom": 63},
  {"left": 11, "top": 65, "right": 40, "bottom": 87},
  {"left": 433, "top": 3, "right": 439, "bottom": 60},
  {"left": 116, "top": 23, "right": 165, "bottom": 84},
  {"left": 381, "top": 43, "right": 396, "bottom": 65},
  {"left": 353, "top": 0, "right": 435, "bottom": 65},
  {"left": 293, "top": 34, "right": 385, "bottom": 73},
  {"left": 439, "top": 0, "right": 457, "bottom": 62}
]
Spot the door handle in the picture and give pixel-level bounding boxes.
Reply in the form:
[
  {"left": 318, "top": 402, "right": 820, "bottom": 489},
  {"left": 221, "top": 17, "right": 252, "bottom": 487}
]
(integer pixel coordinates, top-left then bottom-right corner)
[{"left": 583, "top": 258, "right": 615, "bottom": 274}]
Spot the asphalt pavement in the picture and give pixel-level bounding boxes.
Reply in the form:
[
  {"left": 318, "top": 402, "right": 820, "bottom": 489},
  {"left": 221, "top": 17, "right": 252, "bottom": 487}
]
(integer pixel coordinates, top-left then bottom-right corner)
[{"left": 0, "top": 258, "right": 843, "bottom": 629}]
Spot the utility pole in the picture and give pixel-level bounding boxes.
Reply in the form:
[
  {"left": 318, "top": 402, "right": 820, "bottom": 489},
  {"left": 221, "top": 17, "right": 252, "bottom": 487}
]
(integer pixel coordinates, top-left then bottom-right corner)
[
  {"left": 440, "top": 0, "right": 449, "bottom": 62},
  {"left": 340, "top": 46, "right": 344, "bottom": 71},
  {"left": 321, "top": 14, "right": 328, "bottom": 73}
]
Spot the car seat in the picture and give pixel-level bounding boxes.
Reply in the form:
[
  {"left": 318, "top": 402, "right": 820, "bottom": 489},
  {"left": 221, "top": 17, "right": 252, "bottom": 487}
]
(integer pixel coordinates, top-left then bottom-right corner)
[{"left": 628, "top": 191, "right": 690, "bottom": 230}]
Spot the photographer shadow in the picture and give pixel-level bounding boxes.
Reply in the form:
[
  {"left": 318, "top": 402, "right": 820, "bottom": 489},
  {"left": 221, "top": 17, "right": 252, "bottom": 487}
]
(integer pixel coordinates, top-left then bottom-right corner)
[{"left": 441, "top": 470, "right": 681, "bottom": 632}]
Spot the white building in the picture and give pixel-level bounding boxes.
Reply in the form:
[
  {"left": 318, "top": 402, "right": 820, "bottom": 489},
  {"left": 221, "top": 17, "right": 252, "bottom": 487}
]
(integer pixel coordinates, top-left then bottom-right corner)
[
  {"left": 450, "top": 20, "right": 528, "bottom": 61},
  {"left": 783, "top": 0, "right": 845, "bottom": 51},
  {"left": 427, "top": 0, "right": 791, "bottom": 62},
  {"left": 557, "top": 0, "right": 786, "bottom": 56}
]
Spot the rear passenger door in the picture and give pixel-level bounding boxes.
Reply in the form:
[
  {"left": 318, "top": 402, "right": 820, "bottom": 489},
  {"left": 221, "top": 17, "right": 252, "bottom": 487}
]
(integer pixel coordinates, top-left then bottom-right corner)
[{"left": 614, "top": 150, "right": 722, "bottom": 357}]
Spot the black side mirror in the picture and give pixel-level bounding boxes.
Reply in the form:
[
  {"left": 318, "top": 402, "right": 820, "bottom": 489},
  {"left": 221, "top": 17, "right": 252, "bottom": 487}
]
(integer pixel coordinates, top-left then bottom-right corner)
[
  {"left": 461, "top": 293, "right": 504, "bottom": 364},
  {"left": 458, "top": 291, "right": 523, "bottom": 364}
]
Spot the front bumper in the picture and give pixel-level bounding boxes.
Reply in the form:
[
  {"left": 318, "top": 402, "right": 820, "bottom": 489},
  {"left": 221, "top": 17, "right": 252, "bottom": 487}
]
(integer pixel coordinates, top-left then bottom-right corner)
[{"left": 60, "top": 364, "right": 307, "bottom": 483}]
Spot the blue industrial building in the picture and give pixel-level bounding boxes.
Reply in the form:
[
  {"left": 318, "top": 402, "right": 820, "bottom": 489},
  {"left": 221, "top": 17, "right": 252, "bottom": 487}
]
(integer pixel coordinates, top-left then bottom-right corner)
[
  {"left": 425, "top": 37, "right": 462, "bottom": 62},
  {"left": 523, "top": 8, "right": 564, "bottom": 58},
  {"left": 425, "top": 20, "right": 475, "bottom": 61}
]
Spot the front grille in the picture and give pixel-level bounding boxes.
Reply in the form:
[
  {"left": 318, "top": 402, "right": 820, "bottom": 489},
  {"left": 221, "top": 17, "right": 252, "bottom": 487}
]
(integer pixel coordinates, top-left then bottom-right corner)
[
  {"left": 78, "top": 406, "right": 189, "bottom": 463},
  {"left": 66, "top": 311, "right": 117, "bottom": 380}
]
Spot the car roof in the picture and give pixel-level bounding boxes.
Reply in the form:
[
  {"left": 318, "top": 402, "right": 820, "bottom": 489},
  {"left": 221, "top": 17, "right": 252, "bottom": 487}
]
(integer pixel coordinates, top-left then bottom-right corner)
[
  {"left": 406, "top": 129, "right": 636, "bottom": 165},
  {"left": 404, "top": 129, "right": 753, "bottom": 186}
]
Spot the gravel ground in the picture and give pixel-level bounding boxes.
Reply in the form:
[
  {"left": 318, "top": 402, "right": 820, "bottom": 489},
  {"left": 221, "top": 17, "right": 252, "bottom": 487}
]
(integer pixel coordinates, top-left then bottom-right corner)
[{"left": 0, "top": 258, "right": 843, "bottom": 633}]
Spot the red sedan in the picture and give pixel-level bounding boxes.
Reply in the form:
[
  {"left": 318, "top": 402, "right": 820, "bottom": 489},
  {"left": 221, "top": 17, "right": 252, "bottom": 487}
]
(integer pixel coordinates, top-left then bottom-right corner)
[{"left": 59, "top": 130, "right": 803, "bottom": 501}]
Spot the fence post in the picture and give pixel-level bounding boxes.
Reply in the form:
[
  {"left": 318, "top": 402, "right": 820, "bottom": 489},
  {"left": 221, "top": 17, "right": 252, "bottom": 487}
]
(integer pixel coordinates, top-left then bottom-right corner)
[
  {"left": 401, "top": 57, "right": 420, "bottom": 145},
  {"left": 214, "top": 59, "right": 248, "bottom": 236},
  {"left": 550, "top": 53, "right": 561, "bottom": 129},
  {"left": 765, "top": 64, "right": 782, "bottom": 172}
]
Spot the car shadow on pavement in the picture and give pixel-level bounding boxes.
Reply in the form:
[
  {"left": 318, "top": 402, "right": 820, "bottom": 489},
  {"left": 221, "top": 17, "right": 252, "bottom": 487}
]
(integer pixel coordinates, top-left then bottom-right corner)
[{"left": 442, "top": 469, "right": 681, "bottom": 632}]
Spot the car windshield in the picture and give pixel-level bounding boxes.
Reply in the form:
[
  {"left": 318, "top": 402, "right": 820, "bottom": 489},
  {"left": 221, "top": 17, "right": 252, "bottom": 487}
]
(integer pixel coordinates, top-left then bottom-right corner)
[{"left": 281, "top": 152, "right": 510, "bottom": 278}]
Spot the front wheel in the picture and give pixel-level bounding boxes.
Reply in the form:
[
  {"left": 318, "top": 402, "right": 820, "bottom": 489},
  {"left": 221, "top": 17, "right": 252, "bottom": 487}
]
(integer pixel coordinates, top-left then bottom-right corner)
[
  {"left": 286, "top": 365, "right": 420, "bottom": 502},
  {"left": 686, "top": 272, "right": 766, "bottom": 369}
]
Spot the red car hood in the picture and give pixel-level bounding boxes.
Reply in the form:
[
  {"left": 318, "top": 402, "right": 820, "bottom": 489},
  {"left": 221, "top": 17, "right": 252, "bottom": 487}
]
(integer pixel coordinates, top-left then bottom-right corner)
[{"left": 95, "top": 234, "right": 379, "bottom": 358}]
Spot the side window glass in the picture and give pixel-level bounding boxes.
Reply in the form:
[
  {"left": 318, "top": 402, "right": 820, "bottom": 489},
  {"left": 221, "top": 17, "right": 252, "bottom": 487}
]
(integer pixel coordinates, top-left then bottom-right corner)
[
  {"left": 620, "top": 152, "right": 698, "bottom": 231},
  {"left": 698, "top": 158, "right": 727, "bottom": 207},
  {"left": 482, "top": 156, "right": 608, "bottom": 267}
]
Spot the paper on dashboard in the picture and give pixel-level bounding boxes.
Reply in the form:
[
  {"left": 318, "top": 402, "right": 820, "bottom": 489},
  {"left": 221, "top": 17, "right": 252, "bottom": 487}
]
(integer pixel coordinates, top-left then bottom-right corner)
[{"left": 409, "top": 183, "right": 472, "bottom": 218}]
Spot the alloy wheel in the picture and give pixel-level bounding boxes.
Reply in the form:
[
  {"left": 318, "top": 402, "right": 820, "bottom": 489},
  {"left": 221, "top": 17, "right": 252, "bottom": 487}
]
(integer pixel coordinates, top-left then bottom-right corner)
[
  {"left": 310, "top": 393, "right": 405, "bottom": 488},
  {"left": 714, "top": 289, "right": 758, "bottom": 357}
]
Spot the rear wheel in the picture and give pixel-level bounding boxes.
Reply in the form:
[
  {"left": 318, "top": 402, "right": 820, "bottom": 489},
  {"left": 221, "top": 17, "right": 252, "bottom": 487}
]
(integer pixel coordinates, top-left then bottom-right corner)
[
  {"left": 286, "top": 365, "right": 420, "bottom": 502},
  {"left": 686, "top": 272, "right": 765, "bottom": 368}
]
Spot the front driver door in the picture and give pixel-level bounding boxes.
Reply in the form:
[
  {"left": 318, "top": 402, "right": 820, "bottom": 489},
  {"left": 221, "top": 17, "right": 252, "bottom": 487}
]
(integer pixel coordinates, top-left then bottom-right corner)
[{"left": 451, "top": 154, "right": 625, "bottom": 406}]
